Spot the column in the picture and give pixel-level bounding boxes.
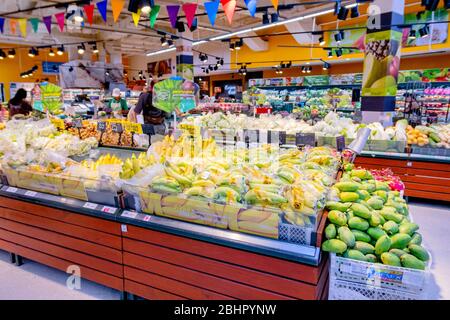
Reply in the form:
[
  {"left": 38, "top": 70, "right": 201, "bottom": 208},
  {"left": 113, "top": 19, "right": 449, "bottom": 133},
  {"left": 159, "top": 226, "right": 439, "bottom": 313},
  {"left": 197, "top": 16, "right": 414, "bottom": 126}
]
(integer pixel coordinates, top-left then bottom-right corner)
[
  {"left": 361, "top": 0, "right": 405, "bottom": 126},
  {"left": 175, "top": 30, "right": 194, "bottom": 81}
]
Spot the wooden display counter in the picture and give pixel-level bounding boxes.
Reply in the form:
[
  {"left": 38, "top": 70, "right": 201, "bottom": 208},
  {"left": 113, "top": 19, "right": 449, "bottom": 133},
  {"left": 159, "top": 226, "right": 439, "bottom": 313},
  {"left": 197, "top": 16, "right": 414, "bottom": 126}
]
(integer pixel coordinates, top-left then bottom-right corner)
[{"left": 355, "top": 155, "right": 450, "bottom": 201}]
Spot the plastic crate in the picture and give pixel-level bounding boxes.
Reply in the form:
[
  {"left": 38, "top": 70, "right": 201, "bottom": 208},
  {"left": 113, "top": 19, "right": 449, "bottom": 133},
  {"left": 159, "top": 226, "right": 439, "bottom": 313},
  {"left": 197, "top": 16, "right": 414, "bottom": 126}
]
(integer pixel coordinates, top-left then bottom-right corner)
[
  {"left": 329, "top": 254, "right": 430, "bottom": 300},
  {"left": 278, "top": 221, "right": 314, "bottom": 245}
]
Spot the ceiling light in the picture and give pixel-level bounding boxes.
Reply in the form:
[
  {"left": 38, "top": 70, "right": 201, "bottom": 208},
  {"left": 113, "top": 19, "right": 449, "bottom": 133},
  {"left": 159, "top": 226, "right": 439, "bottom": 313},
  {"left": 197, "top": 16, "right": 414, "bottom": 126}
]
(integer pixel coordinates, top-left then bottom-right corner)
[
  {"left": 141, "top": 0, "right": 152, "bottom": 14},
  {"left": 200, "top": 53, "right": 208, "bottom": 63},
  {"left": 235, "top": 39, "right": 243, "bottom": 50},
  {"left": 213, "top": 65, "right": 218, "bottom": 71},
  {"left": 322, "top": 62, "right": 331, "bottom": 70},
  {"left": 419, "top": 24, "right": 430, "bottom": 38},
  {"left": 337, "top": 7, "right": 349, "bottom": 20},
  {"left": 319, "top": 36, "right": 326, "bottom": 46},
  {"left": 336, "top": 48, "right": 343, "bottom": 57},
  {"left": 146, "top": 47, "right": 176, "bottom": 57},
  {"left": 8, "top": 49, "right": 16, "bottom": 58},
  {"left": 306, "top": 66, "right": 312, "bottom": 73},
  {"left": 198, "top": 77, "right": 202, "bottom": 81},
  {"left": 78, "top": 43, "right": 85, "bottom": 55},
  {"left": 28, "top": 47, "right": 38, "bottom": 58},
  {"left": 301, "top": 66, "right": 306, "bottom": 74},
  {"left": 408, "top": 29, "right": 417, "bottom": 40},
  {"left": 49, "top": 49, "right": 55, "bottom": 57},
  {"left": 57, "top": 45, "right": 64, "bottom": 56},
  {"left": 328, "top": 50, "right": 333, "bottom": 58},
  {"left": 334, "top": 32, "right": 343, "bottom": 43},
  {"left": 176, "top": 20, "right": 185, "bottom": 33},
  {"left": 92, "top": 44, "right": 99, "bottom": 54},
  {"left": 0, "top": 49, "right": 6, "bottom": 60},
  {"left": 350, "top": 6, "right": 359, "bottom": 18},
  {"left": 105, "top": 69, "right": 110, "bottom": 76},
  {"left": 334, "top": 0, "right": 341, "bottom": 15},
  {"left": 271, "top": 13, "right": 279, "bottom": 23},
  {"left": 229, "top": 43, "right": 235, "bottom": 51}
]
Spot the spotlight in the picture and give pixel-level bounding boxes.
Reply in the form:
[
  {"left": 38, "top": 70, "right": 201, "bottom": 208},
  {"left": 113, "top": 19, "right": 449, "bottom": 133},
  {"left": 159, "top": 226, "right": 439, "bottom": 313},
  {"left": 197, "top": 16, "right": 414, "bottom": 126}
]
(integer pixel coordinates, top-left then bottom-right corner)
[
  {"left": 235, "top": 39, "right": 243, "bottom": 50},
  {"left": 301, "top": 66, "right": 306, "bottom": 74},
  {"left": 8, "top": 49, "right": 16, "bottom": 58},
  {"left": 424, "top": 0, "right": 439, "bottom": 11},
  {"left": 351, "top": 6, "right": 359, "bottom": 18},
  {"left": 306, "top": 66, "right": 312, "bottom": 74},
  {"left": 128, "top": 0, "right": 141, "bottom": 13},
  {"left": 216, "top": 58, "right": 224, "bottom": 67},
  {"left": 57, "top": 45, "right": 65, "bottom": 56},
  {"left": 161, "top": 36, "right": 169, "bottom": 47},
  {"left": 322, "top": 62, "right": 331, "bottom": 70},
  {"left": 213, "top": 65, "right": 218, "bottom": 71},
  {"left": 141, "top": 0, "right": 152, "bottom": 14},
  {"left": 408, "top": 29, "right": 417, "bottom": 40},
  {"left": 271, "top": 13, "right": 279, "bottom": 23},
  {"left": 334, "top": 31, "right": 343, "bottom": 43},
  {"left": 229, "top": 43, "right": 235, "bottom": 51},
  {"left": 328, "top": 50, "right": 333, "bottom": 58},
  {"left": 262, "top": 13, "right": 270, "bottom": 25},
  {"left": 105, "top": 69, "right": 110, "bottom": 76},
  {"left": 0, "top": 49, "right": 6, "bottom": 60},
  {"left": 198, "top": 77, "right": 202, "bottom": 81},
  {"left": 92, "top": 44, "right": 99, "bottom": 54},
  {"left": 337, "top": 7, "right": 349, "bottom": 20},
  {"left": 49, "top": 49, "right": 55, "bottom": 57},
  {"left": 319, "top": 36, "right": 326, "bottom": 46},
  {"left": 419, "top": 24, "right": 430, "bottom": 38},
  {"left": 74, "top": 7, "right": 84, "bottom": 22},
  {"left": 28, "top": 47, "right": 38, "bottom": 58},
  {"left": 78, "top": 43, "right": 85, "bottom": 55},
  {"left": 336, "top": 48, "right": 343, "bottom": 57},
  {"left": 176, "top": 20, "right": 185, "bottom": 32},
  {"left": 334, "top": 0, "right": 341, "bottom": 15},
  {"left": 200, "top": 53, "right": 208, "bottom": 63},
  {"left": 208, "top": 65, "right": 214, "bottom": 71}
]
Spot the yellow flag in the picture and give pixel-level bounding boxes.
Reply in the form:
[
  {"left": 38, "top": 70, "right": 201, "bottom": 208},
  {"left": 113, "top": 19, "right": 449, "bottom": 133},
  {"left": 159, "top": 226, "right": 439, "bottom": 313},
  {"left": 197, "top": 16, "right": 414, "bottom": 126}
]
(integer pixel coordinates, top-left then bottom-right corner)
[
  {"left": 18, "top": 18, "right": 27, "bottom": 37},
  {"left": 111, "top": 0, "right": 125, "bottom": 22},
  {"left": 132, "top": 9, "right": 141, "bottom": 27},
  {"left": 271, "top": 0, "right": 279, "bottom": 10}
]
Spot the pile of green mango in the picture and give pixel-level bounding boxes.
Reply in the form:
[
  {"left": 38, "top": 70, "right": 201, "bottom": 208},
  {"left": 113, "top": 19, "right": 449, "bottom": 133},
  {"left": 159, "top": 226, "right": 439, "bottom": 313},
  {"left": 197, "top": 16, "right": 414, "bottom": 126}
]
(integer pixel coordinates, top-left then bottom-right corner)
[{"left": 322, "top": 167, "right": 429, "bottom": 270}]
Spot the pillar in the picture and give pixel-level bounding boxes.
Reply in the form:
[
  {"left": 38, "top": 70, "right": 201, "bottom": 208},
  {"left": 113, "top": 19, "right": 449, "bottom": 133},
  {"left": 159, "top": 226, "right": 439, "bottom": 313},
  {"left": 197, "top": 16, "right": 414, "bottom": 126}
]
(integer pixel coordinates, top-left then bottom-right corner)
[
  {"left": 175, "top": 30, "right": 194, "bottom": 81},
  {"left": 361, "top": 0, "right": 405, "bottom": 126}
]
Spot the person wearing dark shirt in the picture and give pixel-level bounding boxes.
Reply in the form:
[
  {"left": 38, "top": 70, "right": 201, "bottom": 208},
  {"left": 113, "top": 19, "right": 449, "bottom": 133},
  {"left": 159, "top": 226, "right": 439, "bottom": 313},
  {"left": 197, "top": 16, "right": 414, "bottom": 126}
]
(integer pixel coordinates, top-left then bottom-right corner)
[{"left": 8, "top": 88, "right": 32, "bottom": 117}]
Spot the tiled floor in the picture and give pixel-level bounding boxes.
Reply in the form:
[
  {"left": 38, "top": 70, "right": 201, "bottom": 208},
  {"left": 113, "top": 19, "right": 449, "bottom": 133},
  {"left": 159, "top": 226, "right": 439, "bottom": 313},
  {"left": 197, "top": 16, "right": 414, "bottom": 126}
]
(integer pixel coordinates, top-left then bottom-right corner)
[{"left": 0, "top": 199, "right": 448, "bottom": 300}]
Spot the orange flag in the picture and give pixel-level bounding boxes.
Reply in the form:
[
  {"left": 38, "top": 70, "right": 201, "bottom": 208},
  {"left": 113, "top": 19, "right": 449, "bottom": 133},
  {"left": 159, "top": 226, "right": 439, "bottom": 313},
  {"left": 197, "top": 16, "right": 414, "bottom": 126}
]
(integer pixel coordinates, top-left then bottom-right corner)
[
  {"left": 111, "top": 0, "right": 125, "bottom": 22},
  {"left": 9, "top": 19, "right": 17, "bottom": 34},
  {"left": 271, "top": 0, "right": 279, "bottom": 10}
]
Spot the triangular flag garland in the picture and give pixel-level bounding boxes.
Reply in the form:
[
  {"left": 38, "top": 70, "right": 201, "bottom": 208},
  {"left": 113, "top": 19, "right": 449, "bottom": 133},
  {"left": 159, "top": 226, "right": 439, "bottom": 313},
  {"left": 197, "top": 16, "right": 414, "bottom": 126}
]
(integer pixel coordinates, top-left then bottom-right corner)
[
  {"left": 18, "top": 18, "right": 27, "bottom": 37},
  {"left": 83, "top": 4, "right": 95, "bottom": 25},
  {"left": 0, "top": 18, "right": 5, "bottom": 34},
  {"left": 43, "top": 16, "right": 52, "bottom": 34},
  {"left": 182, "top": 3, "right": 197, "bottom": 29},
  {"left": 55, "top": 12, "right": 65, "bottom": 32},
  {"left": 245, "top": 0, "right": 257, "bottom": 17},
  {"left": 97, "top": 0, "right": 108, "bottom": 22},
  {"left": 111, "top": 0, "right": 125, "bottom": 22},
  {"left": 132, "top": 9, "right": 141, "bottom": 27},
  {"left": 9, "top": 19, "right": 17, "bottom": 35},
  {"left": 166, "top": 5, "right": 180, "bottom": 29},
  {"left": 271, "top": 0, "right": 279, "bottom": 11},
  {"left": 205, "top": 1, "right": 220, "bottom": 26},
  {"left": 149, "top": 5, "right": 161, "bottom": 28},
  {"left": 222, "top": 0, "right": 237, "bottom": 25},
  {"left": 29, "top": 18, "right": 40, "bottom": 33}
]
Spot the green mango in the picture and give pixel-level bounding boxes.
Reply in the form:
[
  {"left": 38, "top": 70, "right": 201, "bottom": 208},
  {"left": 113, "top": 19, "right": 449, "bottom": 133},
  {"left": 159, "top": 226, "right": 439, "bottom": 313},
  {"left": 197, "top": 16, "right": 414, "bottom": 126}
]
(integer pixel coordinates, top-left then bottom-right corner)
[
  {"left": 381, "top": 252, "right": 401, "bottom": 267},
  {"left": 325, "top": 224, "right": 337, "bottom": 240},
  {"left": 380, "top": 207, "right": 404, "bottom": 224},
  {"left": 367, "top": 196, "right": 384, "bottom": 210},
  {"left": 410, "top": 232, "right": 423, "bottom": 246},
  {"left": 401, "top": 254, "right": 426, "bottom": 270},
  {"left": 399, "top": 222, "right": 419, "bottom": 236},
  {"left": 346, "top": 210, "right": 354, "bottom": 221},
  {"left": 326, "top": 201, "right": 352, "bottom": 212},
  {"left": 354, "top": 241, "right": 375, "bottom": 254},
  {"left": 367, "top": 227, "right": 388, "bottom": 240},
  {"left": 334, "top": 181, "right": 360, "bottom": 192},
  {"left": 375, "top": 181, "right": 390, "bottom": 191},
  {"left": 365, "top": 254, "right": 377, "bottom": 263},
  {"left": 344, "top": 249, "right": 367, "bottom": 262},
  {"left": 369, "top": 212, "right": 383, "bottom": 227},
  {"left": 375, "top": 235, "right": 392, "bottom": 255},
  {"left": 408, "top": 244, "right": 430, "bottom": 262},
  {"left": 338, "top": 226, "right": 356, "bottom": 248},
  {"left": 351, "top": 176, "right": 362, "bottom": 183},
  {"left": 328, "top": 210, "right": 347, "bottom": 226},
  {"left": 383, "top": 221, "right": 399, "bottom": 235},
  {"left": 389, "top": 248, "right": 408, "bottom": 258},
  {"left": 374, "top": 190, "right": 388, "bottom": 203},
  {"left": 322, "top": 239, "right": 347, "bottom": 254},
  {"left": 348, "top": 217, "right": 370, "bottom": 231},
  {"left": 357, "top": 190, "right": 371, "bottom": 200},
  {"left": 350, "top": 203, "right": 372, "bottom": 219},
  {"left": 339, "top": 192, "right": 360, "bottom": 203},
  {"left": 351, "top": 229, "right": 371, "bottom": 243},
  {"left": 351, "top": 169, "right": 370, "bottom": 180},
  {"left": 344, "top": 163, "right": 355, "bottom": 172},
  {"left": 391, "top": 233, "right": 412, "bottom": 249}
]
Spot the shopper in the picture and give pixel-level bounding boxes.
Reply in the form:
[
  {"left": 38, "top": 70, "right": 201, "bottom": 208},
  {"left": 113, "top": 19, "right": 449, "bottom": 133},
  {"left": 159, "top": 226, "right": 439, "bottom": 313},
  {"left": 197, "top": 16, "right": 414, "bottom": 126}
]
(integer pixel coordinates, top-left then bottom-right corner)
[
  {"left": 8, "top": 88, "right": 32, "bottom": 118},
  {"left": 108, "top": 88, "right": 128, "bottom": 118}
]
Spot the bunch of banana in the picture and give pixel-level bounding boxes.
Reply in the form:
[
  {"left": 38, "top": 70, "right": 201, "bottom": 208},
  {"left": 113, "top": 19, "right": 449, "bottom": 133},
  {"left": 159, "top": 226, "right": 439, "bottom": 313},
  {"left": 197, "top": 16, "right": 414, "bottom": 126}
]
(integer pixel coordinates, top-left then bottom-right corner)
[
  {"left": 120, "top": 153, "right": 155, "bottom": 180},
  {"left": 164, "top": 161, "right": 195, "bottom": 187},
  {"left": 184, "top": 178, "right": 216, "bottom": 198},
  {"left": 213, "top": 186, "right": 242, "bottom": 203},
  {"left": 151, "top": 176, "right": 182, "bottom": 194},
  {"left": 244, "top": 185, "right": 288, "bottom": 207},
  {"left": 277, "top": 165, "right": 301, "bottom": 184},
  {"left": 278, "top": 149, "right": 304, "bottom": 165}
]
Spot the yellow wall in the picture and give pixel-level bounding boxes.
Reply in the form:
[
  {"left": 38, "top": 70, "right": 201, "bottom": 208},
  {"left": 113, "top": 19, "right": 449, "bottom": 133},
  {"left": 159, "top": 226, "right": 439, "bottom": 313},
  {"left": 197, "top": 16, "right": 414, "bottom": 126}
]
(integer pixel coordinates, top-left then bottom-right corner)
[{"left": 0, "top": 46, "right": 68, "bottom": 101}]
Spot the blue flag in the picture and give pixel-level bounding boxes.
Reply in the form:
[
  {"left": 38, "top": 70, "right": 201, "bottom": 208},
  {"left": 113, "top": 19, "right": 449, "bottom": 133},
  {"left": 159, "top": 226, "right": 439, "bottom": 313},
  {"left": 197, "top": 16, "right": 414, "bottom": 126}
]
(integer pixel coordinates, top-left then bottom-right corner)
[
  {"left": 204, "top": 1, "right": 220, "bottom": 26},
  {"left": 245, "top": 0, "right": 257, "bottom": 17},
  {"left": 0, "top": 18, "right": 5, "bottom": 33},
  {"left": 97, "top": 0, "right": 108, "bottom": 22}
]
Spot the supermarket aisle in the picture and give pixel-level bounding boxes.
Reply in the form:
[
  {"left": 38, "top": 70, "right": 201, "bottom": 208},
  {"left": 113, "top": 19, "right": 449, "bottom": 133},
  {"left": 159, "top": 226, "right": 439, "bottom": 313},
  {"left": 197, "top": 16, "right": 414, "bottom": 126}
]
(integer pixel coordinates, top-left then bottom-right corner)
[{"left": 0, "top": 200, "right": 448, "bottom": 300}]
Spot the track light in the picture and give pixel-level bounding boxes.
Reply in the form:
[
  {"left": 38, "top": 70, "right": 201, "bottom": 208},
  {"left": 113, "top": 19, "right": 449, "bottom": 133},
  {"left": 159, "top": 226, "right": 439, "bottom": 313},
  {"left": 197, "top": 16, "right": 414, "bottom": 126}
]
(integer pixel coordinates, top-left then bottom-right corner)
[
  {"left": 105, "top": 69, "right": 110, "bottom": 76},
  {"left": 74, "top": 7, "right": 84, "bottom": 22},
  {"left": 262, "top": 13, "right": 270, "bottom": 25},
  {"left": 323, "top": 62, "right": 331, "bottom": 70},
  {"left": 319, "top": 36, "right": 325, "bottom": 46},
  {"left": 161, "top": 36, "right": 169, "bottom": 47},
  {"left": 216, "top": 57, "right": 224, "bottom": 67},
  {"left": 235, "top": 39, "right": 243, "bottom": 50},
  {"left": 213, "top": 65, "right": 218, "bottom": 71},
  {"left": 0, "top": 49, "right": 6, "bottom": 60},
  {"left": 271, "top": 13, "right": 279, "bottom": 23},
  {"left": 28, "top": 47, "right": 38, "bottom": 58},
  {"left": 49, "top": 49, "right": 55, "bottom": 57},
  {"left": 78, "top": 43, "right": 85, "bottom": 55},
  {"left": 229, "top": 43, "right": 235, "bottom": 51},
  {"left": 92, "top": 44, "right": 99, "bottom": 54},
  {"left": 408, "top": 29, "right": 417, "bottom": 40},
  {"left": 208, "top": 65, "right": 214, "bottom": 71},
  {"left": 189, "top": 18, "right": 198, "bottom": 32},
  {"left": 8, "top": 49, "right": 16, "bottom": 58},
  {"left": 334, "top": 31, "right": 344, "bottom": 43},
  {"left": 336, "top": 48, "right": 343, "bottom": 57},
  {"left": 176, "top": 20, "right": 185, "bottom": 32},
  {"left": 141, "top": 0, "right": 152, "bottom": 14},
  {"left": 423, "top": 0, "right": 439, "bottom": 11},
  {"left": 337, "top": 7, "right": 349, "bottom": 20},
  {"left": 301, "top": 66, "right": 306, "bottom": 74},
  {"left": 57, "top": 45, "right": 64, "bottom": 56},
  {"left": 419, "top": 24, "right": 430, "bottom": 38},
  {"left": 351, "top": 6, "right": 359, "bottom": 18},
  {"left": 200, "top": 53, "right": 208, "bottom": 63},
  {"left": 334, "top": 0, "right": 341, "bottom": 15},
  {"left": 328, "top": 50, "right": 333, "bottom": 58},
  {"left": 306, "top": 66, "right": 312, "bottom": 74}
]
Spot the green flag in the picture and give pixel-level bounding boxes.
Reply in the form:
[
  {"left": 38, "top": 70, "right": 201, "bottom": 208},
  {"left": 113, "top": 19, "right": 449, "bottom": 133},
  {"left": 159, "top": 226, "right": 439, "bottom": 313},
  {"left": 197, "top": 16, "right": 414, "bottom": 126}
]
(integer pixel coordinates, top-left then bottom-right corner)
[
  {"left": 29, "top": 18, "right": 40, "bottom": 33},
  {"left": 149, "top": 5, "right": 160, "bottom": 28}
]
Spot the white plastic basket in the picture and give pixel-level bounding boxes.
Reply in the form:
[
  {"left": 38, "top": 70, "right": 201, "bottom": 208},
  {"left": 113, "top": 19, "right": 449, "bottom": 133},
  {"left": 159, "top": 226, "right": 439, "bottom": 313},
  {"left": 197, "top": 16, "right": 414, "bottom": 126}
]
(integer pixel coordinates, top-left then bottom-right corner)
[{"left": 328, "top": 254, "right": 430, "bottom": 300}]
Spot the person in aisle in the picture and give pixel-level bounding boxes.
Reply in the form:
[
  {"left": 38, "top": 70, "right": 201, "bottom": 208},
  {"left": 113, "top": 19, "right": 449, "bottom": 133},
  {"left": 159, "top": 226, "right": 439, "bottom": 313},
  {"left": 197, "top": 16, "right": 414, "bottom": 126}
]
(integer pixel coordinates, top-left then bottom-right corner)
[
  {"left": 8, "top": 88, "right": 32, "bottom": 118},
  {"left": 108, "top": 88, "right": 128, "bottom": 118}
]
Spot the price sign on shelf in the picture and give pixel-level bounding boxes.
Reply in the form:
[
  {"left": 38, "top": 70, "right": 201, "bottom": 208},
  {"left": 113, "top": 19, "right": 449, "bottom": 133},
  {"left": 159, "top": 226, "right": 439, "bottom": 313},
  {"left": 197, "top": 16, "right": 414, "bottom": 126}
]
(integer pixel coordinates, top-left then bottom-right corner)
[
  {"left": 101, "top": 206, "right": 117, "bottom": 215},
  {"left": 111, "top": 122, "right": 123, "bottom": 133},
  {"left": 124, "top": 121, "right": 143, "bottom": 134},
  {"left": 73, "top": 118, "right": 83, "bottom": 128},
  {"left": 25, "top": 190, "right": 37, "bottom": 197},
  {"left": 295, "top": 132, "right": 316, "bottom": 147},
  {"left": 97, "top": 121, "right": 107, "bottom": 132},
  {"left": 50, "top": 118, "right": 65, "bottom": 130},
  {"left": 83, "top": 202, "right": 98, "bottom": 210},
  {"left": 243, "top": 129, "right": 259, "bottom": 143},
  {"left": 6, "top": 187, "right": 18, "bottom": 193},
  {"left": 336, "top": 135, "right": 346, "bottom": 152}
]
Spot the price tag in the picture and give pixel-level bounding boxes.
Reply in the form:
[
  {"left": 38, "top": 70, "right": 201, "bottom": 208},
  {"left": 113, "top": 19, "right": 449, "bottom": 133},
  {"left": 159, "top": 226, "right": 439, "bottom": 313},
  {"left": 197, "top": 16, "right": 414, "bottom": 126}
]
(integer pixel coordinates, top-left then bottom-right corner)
[
  {"left": 121, "top": 224, "right": 128, "bottom": 233},
  {"left": 141, "top": 124, "right": 155, "bottom": 135},
  {"left": 336, "top": 135, "right": 346, "bottom": 151},
  {"left": 124, "top": 121, "right": 143, "bottom": 134},
  {"left": 6, "top": 187, "right": 18, "bottom": 193},
  {"left": 50, "top": 118, "right": 65, "bottom": 130},
  {"left": 101, "top": 206, "right": 117, "bottom": 214},
  {"left": 97, "top": 121, "right": 107, "bottom": 132},
  {"left": 122, "top": 211, "right": 138, "bottom": 219},
  {"left": 111, "top": 122, "right": 123, "bottom": 133},
  {"left": 279, "top": 131, "right": 287, "bottom": 145},
  {"left": 73, "top": 118, "right": 83, "bottom": 128},
  {"left": 295, "top": 132, "right": 316, "bottom": 147},
  {"left": 25, "top": 190, "right": 37, "bottom": 197},
  {"left": 143, "top": 215, "right": 151, "bottom": 222},
  {"left": 83, "top": 202, "right": 98, "bottom": 210},
  {"left": 243, "top": 129, "right": 259, "bottom": 143}
]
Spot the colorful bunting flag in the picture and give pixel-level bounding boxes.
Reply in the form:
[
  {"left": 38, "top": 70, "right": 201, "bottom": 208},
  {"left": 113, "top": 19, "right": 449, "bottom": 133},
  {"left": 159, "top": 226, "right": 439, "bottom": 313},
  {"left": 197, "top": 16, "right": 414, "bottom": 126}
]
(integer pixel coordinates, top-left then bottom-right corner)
[
  {"left": 132, "top": 9, "right": 141, "bottom": 27},
  {"left": 29, "top": 18, "right": 40, "bottom": 33},
  {"left": 83, "top": 4, "right": 95, "bottom": 25},
  {"left": 221, "top": 0, "right": 237, "bottom": 25},
  {"left": 55, "top": 12, "right": 65, "bottom": 32},
  {"left": 0, "top": 18, "right": 5, "bottom": 34},
  {"left": 182, "top": 3, "right": 197, "bottom": 29},
  {"left": 166, "top": 5, "right": 180, "bottom": 29},
  {"left": 111, "top": 0, "right": 125, "bottom": 22},
  {"left": 245, "top": 0, "right": 257, "bottom": 17},
  {"left": 18, "top": 18, "right": 27, "bottom": 37},
  {"left": 9, "top": 19, "right": 17, "bottom": 35},
  {"left": 271, "top": 0, "right": 279, "bottom": 11},
  {"left": 97, "top": 0, "right": 108, "bottom": 22},
  {"left": 43, "top": 16, "right": 52, "bottom": 34},
  {"left": 149, "top": 5, "right": 160, "bottom": 28},
  {"left": 205, "top": 1, "right": 220, "bottom": 26}
]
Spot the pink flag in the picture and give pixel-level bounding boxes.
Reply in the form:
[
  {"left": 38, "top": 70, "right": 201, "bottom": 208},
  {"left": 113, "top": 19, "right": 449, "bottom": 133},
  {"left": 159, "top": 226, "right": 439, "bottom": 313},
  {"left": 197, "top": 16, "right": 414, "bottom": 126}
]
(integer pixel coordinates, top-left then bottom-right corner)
[
  {"left": 221, "top": 0, "right": 237, "bottom": 25},
  {"left": 55, "top": 12, "right": 65, "bottom": 32},
  {"left": 182, "top": 3, "right": 197, "bottom": 29}
]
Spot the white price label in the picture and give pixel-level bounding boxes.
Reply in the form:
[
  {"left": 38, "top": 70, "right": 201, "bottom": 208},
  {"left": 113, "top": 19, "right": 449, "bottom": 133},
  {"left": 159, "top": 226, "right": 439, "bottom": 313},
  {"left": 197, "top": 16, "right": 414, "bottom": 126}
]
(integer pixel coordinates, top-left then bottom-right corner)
[
  {"left": 25, "top": 191, "right": 37, "bottom": 197},
  {"left": 143, "top": 215, "right": 151, "bottom": 222},
  {"left": 101, "top": 206, "right": 117, "bottom": 214},
  {"left": 6, "top": 187, "right": 18, "bottom": 193},
  {"left": 122, "top": 211, "right": 138, "bottom": 219},
  {"left": 60, "top": 197, "right": 68, "bottom": 203},
  {"left": 83, "top": 202, "right": 98, "bottom": 210},
  {"left": 121, "top": 224, "right": 128, "bottom": 233}
]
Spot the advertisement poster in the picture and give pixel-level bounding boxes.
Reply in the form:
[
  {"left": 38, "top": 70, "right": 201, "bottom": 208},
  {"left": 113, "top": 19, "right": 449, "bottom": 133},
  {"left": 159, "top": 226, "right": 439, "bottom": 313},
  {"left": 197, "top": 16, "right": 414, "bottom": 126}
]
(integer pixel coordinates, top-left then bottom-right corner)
[
  {"left": 362, "top": 30, "right": 402, "bottom": 97},
  {"left": 303, "top": 76, "right": 330, "bottom": 86},
  {"left": 31, "top": 83, "right": 43, "bottom": 112},
  {"left": 404, "top": 9, "right": 448, "bottom": 47},
  {"left": 330, "top": 74, "right": 358, "bottom": 85},
  {"left": 148, "top": 59, "right": 172, "bottom": 77},
  {"left": 153, "top": 78, "right": 196, "bottom": 113},
  {"left": 398, "top": 68, "right": 450, "bottom": 83}
]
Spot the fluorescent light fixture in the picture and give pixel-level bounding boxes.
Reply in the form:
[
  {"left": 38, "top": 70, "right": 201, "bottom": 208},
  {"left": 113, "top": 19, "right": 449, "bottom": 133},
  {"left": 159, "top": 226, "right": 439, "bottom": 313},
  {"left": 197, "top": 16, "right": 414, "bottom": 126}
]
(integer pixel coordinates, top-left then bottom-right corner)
[
  {"left": 146, "top": 47, "right": 176, "bottom": 57},
  {"left": 193, "top": 40, "right": 207, "bottom": 46}
]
